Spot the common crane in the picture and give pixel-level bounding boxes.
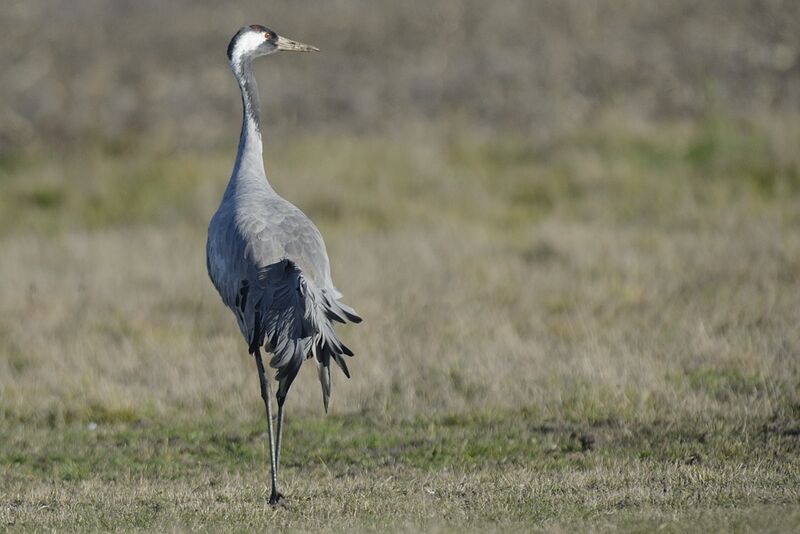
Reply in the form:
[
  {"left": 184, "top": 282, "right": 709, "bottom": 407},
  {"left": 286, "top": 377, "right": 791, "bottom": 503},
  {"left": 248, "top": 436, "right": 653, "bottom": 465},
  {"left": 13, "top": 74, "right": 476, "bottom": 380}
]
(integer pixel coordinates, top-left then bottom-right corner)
[{"left": 206, "top": 25, "right": 362, "bottom": 506}]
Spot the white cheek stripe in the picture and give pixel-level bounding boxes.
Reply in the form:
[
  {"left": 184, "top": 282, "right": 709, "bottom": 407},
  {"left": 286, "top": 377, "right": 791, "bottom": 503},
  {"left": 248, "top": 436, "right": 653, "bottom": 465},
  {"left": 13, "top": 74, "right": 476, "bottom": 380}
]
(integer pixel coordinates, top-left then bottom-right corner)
[{"left": 231, "top": 32, "right": 267, "bottom": 66}]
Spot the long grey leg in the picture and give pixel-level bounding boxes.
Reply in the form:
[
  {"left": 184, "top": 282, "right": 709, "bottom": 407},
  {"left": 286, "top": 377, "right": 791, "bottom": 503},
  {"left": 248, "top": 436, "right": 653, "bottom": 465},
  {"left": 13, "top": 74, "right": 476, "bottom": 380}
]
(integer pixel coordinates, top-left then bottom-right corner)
[
  {"left": 275, "top": 401, "right": 285, "bottom": 477},
  {"left": 254, "top": 349, "right": 282, "bottom": 505}
]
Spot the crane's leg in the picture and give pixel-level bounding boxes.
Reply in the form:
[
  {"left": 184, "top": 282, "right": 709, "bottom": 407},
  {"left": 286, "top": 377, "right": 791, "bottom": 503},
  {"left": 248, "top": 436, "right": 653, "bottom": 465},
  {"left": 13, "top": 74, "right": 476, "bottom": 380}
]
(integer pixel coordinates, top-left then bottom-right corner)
[
  {"left": 254, "top": 349, "right": 284, "bottom": 506},
  {"left": 275, "top": 401, "right": 285, "bottom": 478}
]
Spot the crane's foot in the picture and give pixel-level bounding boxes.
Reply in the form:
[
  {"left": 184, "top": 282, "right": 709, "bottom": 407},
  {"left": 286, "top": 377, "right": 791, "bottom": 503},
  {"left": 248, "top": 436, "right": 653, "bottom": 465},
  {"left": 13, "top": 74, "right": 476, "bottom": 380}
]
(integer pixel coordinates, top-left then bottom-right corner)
[{"left": 269, "top": 491, "right": 286, "bottom": 507}]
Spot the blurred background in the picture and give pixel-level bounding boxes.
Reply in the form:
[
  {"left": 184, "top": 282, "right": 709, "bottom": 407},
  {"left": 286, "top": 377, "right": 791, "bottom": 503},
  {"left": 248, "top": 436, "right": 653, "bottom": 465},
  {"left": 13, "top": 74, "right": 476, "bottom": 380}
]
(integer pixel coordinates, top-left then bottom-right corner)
[
  {"left": 1, "top": 0, "right": 799, "bottom": 428},
  {"left": 2, "top": 0, "right": 800, "bottom": 153}
]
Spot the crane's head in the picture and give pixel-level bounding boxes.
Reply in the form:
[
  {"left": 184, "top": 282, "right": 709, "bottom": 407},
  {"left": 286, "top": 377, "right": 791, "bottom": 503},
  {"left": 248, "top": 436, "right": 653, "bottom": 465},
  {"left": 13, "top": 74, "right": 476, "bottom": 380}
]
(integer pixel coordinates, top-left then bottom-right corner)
[{"left": 227, "top": 25, "right": 318, "bottom": 67}]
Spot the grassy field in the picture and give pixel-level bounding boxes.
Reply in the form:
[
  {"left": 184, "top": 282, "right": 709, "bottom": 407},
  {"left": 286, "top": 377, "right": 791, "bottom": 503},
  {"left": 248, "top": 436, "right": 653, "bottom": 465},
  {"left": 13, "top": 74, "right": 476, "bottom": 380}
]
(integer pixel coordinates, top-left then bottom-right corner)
[{"left": 1, "top": 115, "right": 800, "bottom": 530}]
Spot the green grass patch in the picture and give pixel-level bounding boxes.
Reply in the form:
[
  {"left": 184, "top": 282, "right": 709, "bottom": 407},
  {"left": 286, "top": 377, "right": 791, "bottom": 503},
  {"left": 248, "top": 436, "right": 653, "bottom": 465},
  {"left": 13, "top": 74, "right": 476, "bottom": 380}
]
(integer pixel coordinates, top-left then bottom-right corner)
[{"left": 1, "top": 410, "right": 798, "bottom": 530}]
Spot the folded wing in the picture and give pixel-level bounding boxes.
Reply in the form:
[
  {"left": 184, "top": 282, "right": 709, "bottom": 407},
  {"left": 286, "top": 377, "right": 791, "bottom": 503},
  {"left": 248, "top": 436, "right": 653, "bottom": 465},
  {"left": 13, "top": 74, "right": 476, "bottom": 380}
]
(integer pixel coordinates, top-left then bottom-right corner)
[{"left": 244, "top": 258, "right": 361, "bottom": 409}]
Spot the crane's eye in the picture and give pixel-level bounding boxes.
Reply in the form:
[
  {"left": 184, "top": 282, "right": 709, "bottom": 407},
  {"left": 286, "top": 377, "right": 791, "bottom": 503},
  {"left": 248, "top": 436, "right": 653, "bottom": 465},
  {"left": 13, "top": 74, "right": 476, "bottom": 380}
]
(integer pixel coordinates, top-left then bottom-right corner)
[{"left": 265, "top": 32, "right": 272, "bottom": 40}]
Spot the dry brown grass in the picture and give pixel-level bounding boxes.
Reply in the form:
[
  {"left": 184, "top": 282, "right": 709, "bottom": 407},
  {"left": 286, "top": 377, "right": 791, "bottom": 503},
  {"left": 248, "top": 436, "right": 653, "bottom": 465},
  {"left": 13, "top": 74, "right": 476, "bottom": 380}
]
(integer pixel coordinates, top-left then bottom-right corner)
[
  {"left": 2, "top": 120, "right": 799, "bottom": 423},
  {"left": 4, "top": 462, "right": 799, "bottom": 531},
  {"left": 1, "top": 119, "right": 800, "bottom": 529}
]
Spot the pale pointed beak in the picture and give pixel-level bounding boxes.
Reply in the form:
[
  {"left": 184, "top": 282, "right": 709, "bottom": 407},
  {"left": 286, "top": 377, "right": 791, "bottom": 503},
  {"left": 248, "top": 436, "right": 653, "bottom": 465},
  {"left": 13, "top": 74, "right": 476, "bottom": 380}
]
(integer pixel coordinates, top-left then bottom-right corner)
[{"left": 275, "top": 35, "right": 319, "bottom": 52}]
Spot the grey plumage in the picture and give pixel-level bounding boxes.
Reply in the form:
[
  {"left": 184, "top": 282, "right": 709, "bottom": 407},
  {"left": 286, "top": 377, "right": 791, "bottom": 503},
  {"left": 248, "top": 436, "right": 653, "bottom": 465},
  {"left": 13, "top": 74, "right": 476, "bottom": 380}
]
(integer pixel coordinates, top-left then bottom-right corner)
[{"left": 205, "top": 25, "right": 359, "bottom": 506}]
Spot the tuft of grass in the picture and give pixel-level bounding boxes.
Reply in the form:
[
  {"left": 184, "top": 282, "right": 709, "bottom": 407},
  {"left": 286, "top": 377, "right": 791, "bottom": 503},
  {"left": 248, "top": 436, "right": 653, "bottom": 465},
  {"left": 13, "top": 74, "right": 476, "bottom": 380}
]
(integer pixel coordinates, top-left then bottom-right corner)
[{"left": 25, "top": 187, "right": 64, "bottom": 209}]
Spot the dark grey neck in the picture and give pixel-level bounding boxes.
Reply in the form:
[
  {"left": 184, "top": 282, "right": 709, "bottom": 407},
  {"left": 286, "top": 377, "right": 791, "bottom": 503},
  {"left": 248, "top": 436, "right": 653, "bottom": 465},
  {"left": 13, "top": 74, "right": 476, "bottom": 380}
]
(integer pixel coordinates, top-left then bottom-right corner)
[
  {"left": 235, "top": 58, "right": 262, "bottom": 133},
  {"left": 223, "top": 57, "right": 271, "bottom": 200}
]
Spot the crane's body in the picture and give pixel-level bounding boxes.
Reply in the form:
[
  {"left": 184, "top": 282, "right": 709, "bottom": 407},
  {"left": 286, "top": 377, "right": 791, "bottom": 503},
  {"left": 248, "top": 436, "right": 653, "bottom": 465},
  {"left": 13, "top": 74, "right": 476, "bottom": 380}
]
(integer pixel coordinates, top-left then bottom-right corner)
[{"left": 206, "top": 25, "right": 360, "bottom": 506}]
